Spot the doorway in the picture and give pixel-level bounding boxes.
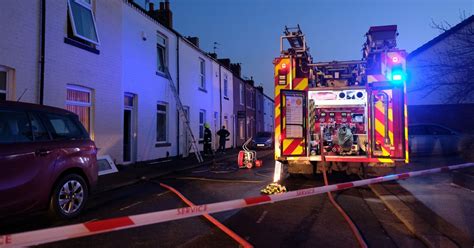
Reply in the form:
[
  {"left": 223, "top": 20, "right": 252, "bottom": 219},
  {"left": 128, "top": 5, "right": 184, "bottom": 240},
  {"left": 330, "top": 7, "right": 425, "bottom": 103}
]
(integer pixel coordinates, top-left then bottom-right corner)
[{"left": 123, "top": 94, "right": 137, "bottom": 163}]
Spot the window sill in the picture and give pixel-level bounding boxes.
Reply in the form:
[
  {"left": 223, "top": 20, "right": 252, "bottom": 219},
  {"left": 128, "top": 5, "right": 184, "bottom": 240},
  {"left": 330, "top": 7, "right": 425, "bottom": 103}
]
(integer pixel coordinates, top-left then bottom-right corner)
[
  {"left": 155, "top": 142, "right": 171, "bottom": 147},
  {"left": 198, "top": 88, "right": 207, "bottom": 93},
  {"left": 156, "top": 71, "right": 167, "bottom": 78},
  {"left": 64, "top": 37, "right": 100, "bottom": 55},
  {"left": 224, "top": 96, "right": 229, "bottom": 101}
]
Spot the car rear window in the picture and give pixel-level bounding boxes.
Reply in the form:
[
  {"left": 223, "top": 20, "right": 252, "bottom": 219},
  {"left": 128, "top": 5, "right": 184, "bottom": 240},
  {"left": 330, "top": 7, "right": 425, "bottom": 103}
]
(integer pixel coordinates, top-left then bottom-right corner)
[
  {"left": 44, "top": 113, "right": 87, "bottom": 140},
  {"left": 0, "top": 110, "right": 33, "bottom": 143}
]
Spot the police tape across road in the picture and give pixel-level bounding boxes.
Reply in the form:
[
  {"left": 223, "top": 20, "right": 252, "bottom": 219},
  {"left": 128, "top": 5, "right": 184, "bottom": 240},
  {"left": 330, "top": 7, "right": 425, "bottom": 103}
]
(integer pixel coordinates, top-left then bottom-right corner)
[{"left": 1, "top": 162, "right": 473, "bottom": 247}]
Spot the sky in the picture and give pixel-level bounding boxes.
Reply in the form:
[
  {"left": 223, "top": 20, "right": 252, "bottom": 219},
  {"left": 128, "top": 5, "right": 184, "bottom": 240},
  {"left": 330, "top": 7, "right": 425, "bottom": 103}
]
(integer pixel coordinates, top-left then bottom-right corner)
[{"left": 139, "top": 0, "right": 473, "bottom": 96}]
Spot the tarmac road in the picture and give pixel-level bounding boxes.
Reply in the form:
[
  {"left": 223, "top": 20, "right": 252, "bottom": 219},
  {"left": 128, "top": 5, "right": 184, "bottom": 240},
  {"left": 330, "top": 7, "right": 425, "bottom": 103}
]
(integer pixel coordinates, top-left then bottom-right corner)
[{"left": 0, "top": 151, "right": 426, "bottom": 247}]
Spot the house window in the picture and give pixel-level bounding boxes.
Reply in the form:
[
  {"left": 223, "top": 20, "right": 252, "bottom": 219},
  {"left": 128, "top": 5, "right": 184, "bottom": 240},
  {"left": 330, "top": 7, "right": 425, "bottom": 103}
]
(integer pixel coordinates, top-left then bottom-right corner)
[
  {"left": 157, "top": 33, "right": 167, "bottom": 73},
  {"left": 239, "top": 119, "right": 245, "bottom": 139},
  {"left": 223, "top": 74, "right": 228, "bottom": 98},
  {"left": 67, "top": 0, "right": 99, "bottom": 45},
  {"left": 239, "top": 83, "right": 244, "bottom": 105},
  {"left": 199, "top": 58, "right": 205, "bottom": 89},
  {"left": 199, "top": 109, "right": 206, "bottom": 140},
  {"left": 66, "top": 86, "right": 92, "bottom": 134},
  {"left": 156, "top": 102, "right": 168, "bottom": 142},
  {"left": 0, "top": 71, "right": 6, "bottom": 101}
]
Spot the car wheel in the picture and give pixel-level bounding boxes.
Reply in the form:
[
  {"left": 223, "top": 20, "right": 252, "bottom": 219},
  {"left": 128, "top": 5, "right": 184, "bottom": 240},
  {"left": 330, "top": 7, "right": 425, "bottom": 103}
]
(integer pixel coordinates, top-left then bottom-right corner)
[{"left": 49, "top": 174, "right": 88, "bottom": 219}]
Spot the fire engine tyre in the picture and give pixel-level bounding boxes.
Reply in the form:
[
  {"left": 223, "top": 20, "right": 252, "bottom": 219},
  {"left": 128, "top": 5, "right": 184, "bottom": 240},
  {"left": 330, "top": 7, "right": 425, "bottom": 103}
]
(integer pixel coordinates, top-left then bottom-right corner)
[
  {"left": 237, "top": 151, "right": 245, "bottom": 167},
  {"left": 49, "top": 174, "right": 88, "bottom": 220}
]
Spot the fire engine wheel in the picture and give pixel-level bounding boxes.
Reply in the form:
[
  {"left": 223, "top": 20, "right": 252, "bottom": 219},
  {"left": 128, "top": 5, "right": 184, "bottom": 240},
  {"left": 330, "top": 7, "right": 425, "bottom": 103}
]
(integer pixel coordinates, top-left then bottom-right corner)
[{"left": 237, "top": 151, "right": 245, "bottom": 167}]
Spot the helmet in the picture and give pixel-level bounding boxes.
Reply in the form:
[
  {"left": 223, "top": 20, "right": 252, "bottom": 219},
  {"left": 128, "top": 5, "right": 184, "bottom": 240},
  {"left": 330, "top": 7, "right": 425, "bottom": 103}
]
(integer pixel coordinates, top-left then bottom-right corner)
[{"left": 204, "top": 123, "right": 210, "bottom": 128}]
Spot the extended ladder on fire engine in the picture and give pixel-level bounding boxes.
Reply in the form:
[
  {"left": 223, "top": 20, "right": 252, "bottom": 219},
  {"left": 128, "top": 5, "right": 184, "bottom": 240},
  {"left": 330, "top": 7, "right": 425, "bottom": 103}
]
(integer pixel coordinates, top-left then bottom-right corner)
[{"left": 164, "top": 68, "right": 204, "bottom": 163}]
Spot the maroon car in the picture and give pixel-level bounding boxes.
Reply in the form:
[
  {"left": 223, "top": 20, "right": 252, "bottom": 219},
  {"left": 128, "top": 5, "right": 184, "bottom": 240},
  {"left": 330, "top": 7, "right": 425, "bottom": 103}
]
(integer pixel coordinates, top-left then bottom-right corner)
[{"left": 0, "top": 101, "right": 97, "bottom": 219}]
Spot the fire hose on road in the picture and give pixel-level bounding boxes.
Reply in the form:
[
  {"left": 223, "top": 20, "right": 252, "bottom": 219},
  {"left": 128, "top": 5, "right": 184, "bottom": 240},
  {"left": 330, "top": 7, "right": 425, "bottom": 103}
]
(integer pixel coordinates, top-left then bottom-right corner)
[{"left": 0, "top": 163, "right": 472, "bottom": 247}]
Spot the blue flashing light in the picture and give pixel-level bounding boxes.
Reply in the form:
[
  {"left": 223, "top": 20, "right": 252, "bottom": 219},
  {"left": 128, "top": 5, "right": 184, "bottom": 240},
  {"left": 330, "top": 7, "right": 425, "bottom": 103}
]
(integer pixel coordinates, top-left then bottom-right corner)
[{"left": 392, "top": 74, "right": 402, "bottom": 81}]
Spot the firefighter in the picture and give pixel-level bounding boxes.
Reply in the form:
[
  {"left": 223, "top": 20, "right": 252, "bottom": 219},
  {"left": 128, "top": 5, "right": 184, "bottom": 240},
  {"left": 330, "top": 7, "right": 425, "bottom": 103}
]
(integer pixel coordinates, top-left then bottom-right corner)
[
  {"left": 203, "top": 123, "right": 213, "bottom": 156},
  {"left": 217, "top": 126, "right": 230, "bottom": 154}
]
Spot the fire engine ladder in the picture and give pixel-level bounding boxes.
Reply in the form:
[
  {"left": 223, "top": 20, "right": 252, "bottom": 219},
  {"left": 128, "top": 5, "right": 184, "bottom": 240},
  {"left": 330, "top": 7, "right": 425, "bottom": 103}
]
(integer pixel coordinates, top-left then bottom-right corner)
[{"left": 164, "top": 68, "right": 204, "bottom": 163}]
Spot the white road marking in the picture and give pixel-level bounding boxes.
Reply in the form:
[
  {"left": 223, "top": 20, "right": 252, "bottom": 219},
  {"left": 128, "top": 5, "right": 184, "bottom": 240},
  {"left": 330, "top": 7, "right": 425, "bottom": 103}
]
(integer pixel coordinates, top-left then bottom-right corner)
[
  {"left": 256, "top": 210, "right": 268, "bottom": 224},
  {"left": 156, "top": 191, "right": 170, "bottom": 197},
  {"left": 120, "top": 201, "right": 143, "bottom": 211}
]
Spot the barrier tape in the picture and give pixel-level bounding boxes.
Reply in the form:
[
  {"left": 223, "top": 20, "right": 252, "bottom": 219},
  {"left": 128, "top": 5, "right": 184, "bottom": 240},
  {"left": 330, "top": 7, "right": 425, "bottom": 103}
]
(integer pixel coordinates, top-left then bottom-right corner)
[{"left": 1, "top": 162, "right": 473, "bottom": 247}]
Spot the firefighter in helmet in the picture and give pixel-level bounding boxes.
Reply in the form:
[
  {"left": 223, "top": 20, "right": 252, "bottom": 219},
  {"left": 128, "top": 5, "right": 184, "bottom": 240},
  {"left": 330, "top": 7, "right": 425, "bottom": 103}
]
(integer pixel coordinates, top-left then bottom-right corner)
[{"left": 203, "top": 123, "right": 213, "bottom": 156}]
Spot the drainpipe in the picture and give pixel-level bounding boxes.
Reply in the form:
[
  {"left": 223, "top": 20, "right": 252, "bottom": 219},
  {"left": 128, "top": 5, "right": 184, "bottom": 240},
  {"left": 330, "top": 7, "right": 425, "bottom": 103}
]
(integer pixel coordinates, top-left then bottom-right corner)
[
  {"left": 219, "top": 64, "right": 222, "bottom": 127},
  {"left": 39, "top": 0, "right": 46, "bottom": 105},
  {"left": 176, "top": 37, "right": 180, "bottom": 156}
]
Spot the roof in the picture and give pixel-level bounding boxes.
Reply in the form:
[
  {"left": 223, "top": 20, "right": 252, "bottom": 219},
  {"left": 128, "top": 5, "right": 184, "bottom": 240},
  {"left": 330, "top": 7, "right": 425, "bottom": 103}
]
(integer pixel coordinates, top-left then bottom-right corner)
[{"left": 408, "top": 15, "right": 474, "bottom": 60}]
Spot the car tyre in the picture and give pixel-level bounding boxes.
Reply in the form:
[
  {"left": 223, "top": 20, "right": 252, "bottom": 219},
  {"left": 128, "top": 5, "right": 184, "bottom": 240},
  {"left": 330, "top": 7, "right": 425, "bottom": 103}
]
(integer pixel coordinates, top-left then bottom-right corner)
[{"left": 49, "top": 174, "right": 88, "bottom": 219}]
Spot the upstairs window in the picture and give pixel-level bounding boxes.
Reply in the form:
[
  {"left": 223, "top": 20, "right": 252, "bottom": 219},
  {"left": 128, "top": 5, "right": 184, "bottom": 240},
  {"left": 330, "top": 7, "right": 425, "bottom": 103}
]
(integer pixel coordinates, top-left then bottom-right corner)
[
  {"left": 199, "top": 58, "right": 206, "bottom": 90},
  {"left": 223, "top": 74, "right": 228, "bottom": 98},
  {"left": 157, "top": 33, "right": 167, "bottom": 74},
  {"left": 67, "top": 0, "right": 100, "bottom": 45},
  {"left": 239, "top": 83, "right": 244, "bottom": 105}
]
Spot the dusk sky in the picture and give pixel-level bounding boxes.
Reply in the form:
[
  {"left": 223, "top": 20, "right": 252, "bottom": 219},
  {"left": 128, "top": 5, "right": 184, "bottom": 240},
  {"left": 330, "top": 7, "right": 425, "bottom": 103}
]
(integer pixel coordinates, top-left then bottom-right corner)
[{"left": 140, "top": 0, "right": 473, "bottom": 96}]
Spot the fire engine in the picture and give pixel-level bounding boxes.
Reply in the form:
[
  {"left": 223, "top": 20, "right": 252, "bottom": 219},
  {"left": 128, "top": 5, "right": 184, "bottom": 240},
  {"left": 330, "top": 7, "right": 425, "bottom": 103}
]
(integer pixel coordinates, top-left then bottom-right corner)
[{"left": 273, "top": 25, "right": 409, "bottom": 178}]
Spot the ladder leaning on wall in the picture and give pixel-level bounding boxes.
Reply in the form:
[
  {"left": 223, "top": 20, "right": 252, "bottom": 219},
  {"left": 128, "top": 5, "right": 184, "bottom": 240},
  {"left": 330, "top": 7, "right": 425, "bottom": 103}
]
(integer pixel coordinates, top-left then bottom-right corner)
[{"left": 164, "top": 68, "right": 204, "bottom": 163}]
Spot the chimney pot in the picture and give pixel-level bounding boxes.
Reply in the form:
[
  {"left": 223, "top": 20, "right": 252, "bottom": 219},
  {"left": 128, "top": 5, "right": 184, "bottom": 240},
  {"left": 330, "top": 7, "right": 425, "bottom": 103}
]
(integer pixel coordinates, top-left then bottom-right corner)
[
  {"left": 149, "top": 2, "right": 154, "bottom": 12},
  {"left": 159, "top": 2, "right": 165, "bottom": 10}
]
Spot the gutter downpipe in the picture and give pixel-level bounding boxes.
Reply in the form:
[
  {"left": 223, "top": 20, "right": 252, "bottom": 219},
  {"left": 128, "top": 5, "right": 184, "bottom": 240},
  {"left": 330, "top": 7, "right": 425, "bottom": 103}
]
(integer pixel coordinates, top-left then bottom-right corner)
[
  {"left": 176, "top": 37, "right": 180, "bottom": 156},
  {"left": 219, "top": 65, "right": 222, "bottom": 127},
  {"left": 39, "top": 0, "right": 46, "bottom": 105}
]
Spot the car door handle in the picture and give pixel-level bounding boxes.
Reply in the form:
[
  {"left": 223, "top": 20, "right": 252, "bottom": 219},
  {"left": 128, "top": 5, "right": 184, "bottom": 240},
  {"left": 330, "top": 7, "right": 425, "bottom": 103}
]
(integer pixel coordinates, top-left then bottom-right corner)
[{"left": 35, "top": 149, "right": 51, "bottom": 157}]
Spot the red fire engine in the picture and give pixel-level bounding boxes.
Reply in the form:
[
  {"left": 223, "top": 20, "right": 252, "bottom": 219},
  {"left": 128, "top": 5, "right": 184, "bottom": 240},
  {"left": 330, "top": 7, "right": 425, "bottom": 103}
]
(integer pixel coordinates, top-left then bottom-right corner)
[{"left": 273, "top": 25, "right": 409, "bottom": 178}]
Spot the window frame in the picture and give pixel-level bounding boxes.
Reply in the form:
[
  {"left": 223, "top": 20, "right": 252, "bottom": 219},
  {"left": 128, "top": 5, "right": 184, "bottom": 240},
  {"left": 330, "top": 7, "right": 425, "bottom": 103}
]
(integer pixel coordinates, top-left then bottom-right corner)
[
  {"left": 156, "top": 102, "right": 169, "bottom": 143},
  {"left": 67, "top": 0, "right": 100, "bottom": 45},
  {"left": 239, "top": 83, "right": 244, "bottom": 105},
  {"left": 66, "top": 85, "right": 93, "bottom": 138},
  {"left": 156, "top": 32, "right": 168, "bottom": 74},
  {"left": 223, "top": 74, "right": 228, "bottom": 98},
  {"left": 199, "top": 58, "right": 206, "bottom": 90},
  {"left": 199, "top": 109, "right": 206, "bottom": 140}
]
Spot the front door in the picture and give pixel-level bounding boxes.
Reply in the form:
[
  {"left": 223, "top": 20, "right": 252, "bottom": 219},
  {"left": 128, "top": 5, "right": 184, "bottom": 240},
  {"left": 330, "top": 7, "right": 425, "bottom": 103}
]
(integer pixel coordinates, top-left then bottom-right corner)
[{"left": 123, "top": 94, "right": 136, "bottom": 163}]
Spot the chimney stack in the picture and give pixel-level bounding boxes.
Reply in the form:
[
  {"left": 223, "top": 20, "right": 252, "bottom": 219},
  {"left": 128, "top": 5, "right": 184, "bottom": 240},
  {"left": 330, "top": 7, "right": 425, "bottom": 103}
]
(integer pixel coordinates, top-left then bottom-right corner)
[
  {"left": 149, "top": 1, "right": 173, "bottom": 29},
  {"left": 186, "top": 36, "right": 200, "bottom": 48},
  {"left": 218, "top": 58, "right": 231, "bottom": 68},
  {"left": 230, "top": 63, "right": 241, "bottom": 77}
]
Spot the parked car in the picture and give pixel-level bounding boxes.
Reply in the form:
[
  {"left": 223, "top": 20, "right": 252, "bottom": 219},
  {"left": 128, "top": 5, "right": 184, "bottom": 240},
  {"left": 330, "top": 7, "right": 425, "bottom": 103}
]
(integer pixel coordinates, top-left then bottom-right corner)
[
  {"left": 408, "top": 123, "right": 461, "bottom": 156},
  {"left": 0, "top": 101, "right": 97, "bottom": 219},
  {"left": 252, "top": 132, "right": 274, "bottom": 149}
]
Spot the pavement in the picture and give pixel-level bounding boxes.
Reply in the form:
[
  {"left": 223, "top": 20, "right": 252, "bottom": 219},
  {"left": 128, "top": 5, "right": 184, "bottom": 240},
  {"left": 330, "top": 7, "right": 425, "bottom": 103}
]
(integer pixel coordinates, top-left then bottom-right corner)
[
  {"left": 371, "top": 155, "right": 474, "bottom": 248},
  {"left": 95, "top": 148, "right": 245, "bottom": 194}
]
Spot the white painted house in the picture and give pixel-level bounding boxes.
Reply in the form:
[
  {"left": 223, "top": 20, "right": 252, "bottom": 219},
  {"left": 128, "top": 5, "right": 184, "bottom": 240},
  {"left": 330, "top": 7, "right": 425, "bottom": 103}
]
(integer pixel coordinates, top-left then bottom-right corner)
[
  {"left": 0, "top": 0, "right": 238, "bottom": 165},
  {"left": 263, "top": 94, "right": 274, "bottom": 132}
]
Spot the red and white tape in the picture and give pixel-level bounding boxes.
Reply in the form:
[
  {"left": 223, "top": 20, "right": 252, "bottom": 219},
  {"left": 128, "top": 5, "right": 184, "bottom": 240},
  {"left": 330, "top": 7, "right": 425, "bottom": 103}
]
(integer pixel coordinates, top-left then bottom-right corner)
[{"left": 1, "top": 162, "right": 473, "bottom": 247}]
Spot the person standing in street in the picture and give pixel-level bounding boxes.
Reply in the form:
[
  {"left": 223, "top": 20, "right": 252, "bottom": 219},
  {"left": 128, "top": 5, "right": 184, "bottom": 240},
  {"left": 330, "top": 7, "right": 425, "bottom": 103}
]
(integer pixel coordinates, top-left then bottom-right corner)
[
  {"left": 203, "top": 123, "right": 213, "bottom": 156},
  {"left": 217, "top": 126, "right": 230, "bottom": 154}
]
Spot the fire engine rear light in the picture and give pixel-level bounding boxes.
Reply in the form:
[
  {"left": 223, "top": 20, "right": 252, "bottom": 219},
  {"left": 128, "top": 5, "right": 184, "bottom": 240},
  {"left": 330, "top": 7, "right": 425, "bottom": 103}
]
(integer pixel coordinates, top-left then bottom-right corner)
[
  {"left": 392, "top": 56, "right": 399, "bottom": 63},
  {"left": 281, "top": 63, "right": 287, "bottom": 69}
]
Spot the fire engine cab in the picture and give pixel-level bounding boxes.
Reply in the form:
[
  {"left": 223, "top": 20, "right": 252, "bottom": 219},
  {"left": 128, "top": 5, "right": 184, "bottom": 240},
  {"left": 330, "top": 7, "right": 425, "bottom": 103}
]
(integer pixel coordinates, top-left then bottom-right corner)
[{"left": 274, "top": 25, "right": 409, "bottom": 177}]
